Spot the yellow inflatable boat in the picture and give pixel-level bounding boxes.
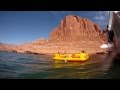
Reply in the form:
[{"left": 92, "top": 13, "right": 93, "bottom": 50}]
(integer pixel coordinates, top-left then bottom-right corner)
[{"left": 53, "top": 53, "right": 89, "bottom": 62}]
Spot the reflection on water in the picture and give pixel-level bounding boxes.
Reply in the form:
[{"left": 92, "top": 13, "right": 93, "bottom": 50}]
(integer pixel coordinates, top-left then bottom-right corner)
[
  {"left": 0, "top": 51, "right": 119, "bottom": 79},
  {"left": 53, "top": 60, "right": 87, "bottom": 68},
  {"left": 50, "top": 60, "right": 106, "bottom": 79}
]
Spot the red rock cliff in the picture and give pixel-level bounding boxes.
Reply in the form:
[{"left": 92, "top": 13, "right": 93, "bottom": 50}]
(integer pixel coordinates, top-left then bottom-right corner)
[
  {"left": 49, "top": 15, "right": 103, "bottom": 42},
  {"left": 0, "top": 15, "right": 108, "bottom": 54}
]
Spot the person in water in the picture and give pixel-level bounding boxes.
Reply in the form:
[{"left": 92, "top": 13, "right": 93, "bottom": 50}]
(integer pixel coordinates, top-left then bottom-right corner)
[
  {"left": 80, "top": 50, "right": 89, "bottom": 59},
  {"left": 81, "top": 50, "right": 85, "bottom": 53},
  {"left": 55, "top": 51, "right": 60, "bottom": 57},
  {"left": 58, "top": 51, "right": 60, "bottom": 54}
]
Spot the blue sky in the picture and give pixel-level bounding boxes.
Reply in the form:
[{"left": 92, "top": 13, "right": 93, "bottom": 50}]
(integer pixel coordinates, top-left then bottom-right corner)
[{"left": 0, "top": 11, "right": 109, "bottom": 44}]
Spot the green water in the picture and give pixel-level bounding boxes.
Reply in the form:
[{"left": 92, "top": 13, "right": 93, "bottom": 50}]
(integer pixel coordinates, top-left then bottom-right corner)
[{"left": 0, "top": 51, "right": 120, "bottom": 79}]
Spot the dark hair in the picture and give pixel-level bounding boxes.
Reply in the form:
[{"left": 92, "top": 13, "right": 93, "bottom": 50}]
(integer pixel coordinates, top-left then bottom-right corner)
[
  {"left": 81, "top": 50, "right": 85, "bottom": 53},
  {"left": 107, "top": 25, "right": 109, "bottom": 28}
]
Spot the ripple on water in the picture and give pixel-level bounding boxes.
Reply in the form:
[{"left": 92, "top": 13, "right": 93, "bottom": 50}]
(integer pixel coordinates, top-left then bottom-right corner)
[{"left": 0, "top": 51, "right": 119, "bottom": 79}]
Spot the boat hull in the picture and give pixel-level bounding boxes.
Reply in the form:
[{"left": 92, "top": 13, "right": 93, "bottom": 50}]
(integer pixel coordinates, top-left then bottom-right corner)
[{"left": 53, "top": 57, "right": 89, "bottom": 62}]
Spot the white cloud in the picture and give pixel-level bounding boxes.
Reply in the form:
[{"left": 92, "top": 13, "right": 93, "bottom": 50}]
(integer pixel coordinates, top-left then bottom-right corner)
[
  {"left": 94, "top": 16, "right": 105, "bottom": 20},
  {"left": 93, "top": 11, "right": 109, "bottom": 28},
  {"left": 97, "top": 21, "right": 108, "bottom": 25},
  {"left": 94, "top": 11, "right": 109, "bottom": 20}
]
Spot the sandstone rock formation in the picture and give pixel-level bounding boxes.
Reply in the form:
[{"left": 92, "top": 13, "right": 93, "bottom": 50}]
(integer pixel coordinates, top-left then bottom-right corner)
[
  {"left": 49, "top": 15, "right": 103, "bottom": 42},
  {"left": 0, "top": 15, "right": 108, "bottom": 54},
  {"left": 48, "top": 15, "right": 108, "bottom": 53}
]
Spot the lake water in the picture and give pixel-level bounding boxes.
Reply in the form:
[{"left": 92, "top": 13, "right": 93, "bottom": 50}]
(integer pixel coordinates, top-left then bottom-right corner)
[{"left": 0, "top": 51, "right": 120, "bottom": 79}]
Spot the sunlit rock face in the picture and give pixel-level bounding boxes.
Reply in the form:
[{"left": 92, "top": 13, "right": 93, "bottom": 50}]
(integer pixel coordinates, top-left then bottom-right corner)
[
  {"left": 49, "top": 15, "right": 105, "bottom": 42},
  {"left": 0, "top": 15, "right": 108, "bottom": 54},
  {"left": 48, "top": 15, "right": 108, "bottom": 53}
]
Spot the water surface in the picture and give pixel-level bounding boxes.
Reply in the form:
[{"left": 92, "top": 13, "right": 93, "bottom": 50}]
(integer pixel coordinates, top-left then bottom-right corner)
[{"left": 0, "top": 51, "right": 120, "bottom": 79}]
